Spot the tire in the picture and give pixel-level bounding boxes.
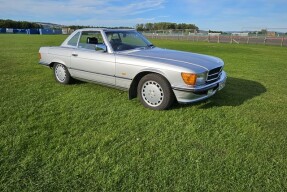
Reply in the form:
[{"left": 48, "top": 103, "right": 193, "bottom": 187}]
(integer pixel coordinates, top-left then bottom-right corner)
[
  {"left": 53, "top": 63, "right": 72, "bottom": 84},
  {"left": 138, "top": 73, "right": 175, "bottom": 110}
]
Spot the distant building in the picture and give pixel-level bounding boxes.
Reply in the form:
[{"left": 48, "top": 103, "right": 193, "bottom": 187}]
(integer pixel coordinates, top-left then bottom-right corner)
[
  {"left": 232, "top": 32, "right": 249, "bottom": 36},
  {"left": 62, "top": 28, "right": 69, "bottom": 35},
  {"left": 208, "top": 33, "right": 221, "bottom": 36},
  {"left": 0, "top": 28, "right": 6, "bottom": 33},
  {"left": 62, "top": 28, "right": 74, "bottom": 35},
  {"left": 39, "top": 29, "right": 62, "bottom": 35},
  {"left": 6, "top": 28, "right": 13, "bottom": 33},
  {"left": 267, "top": 31, "right": 276, "bottom": 37}
]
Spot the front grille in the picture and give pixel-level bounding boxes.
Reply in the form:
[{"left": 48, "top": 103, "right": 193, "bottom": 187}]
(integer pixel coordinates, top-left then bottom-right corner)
[{"left": 206, "top": 66, "right": 222, "bottom": 84}]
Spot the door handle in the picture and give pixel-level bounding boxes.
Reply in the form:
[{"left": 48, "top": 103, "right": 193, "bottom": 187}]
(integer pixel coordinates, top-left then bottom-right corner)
[{"left": 72, "top": 53, "right": 78, "bottom": 56}]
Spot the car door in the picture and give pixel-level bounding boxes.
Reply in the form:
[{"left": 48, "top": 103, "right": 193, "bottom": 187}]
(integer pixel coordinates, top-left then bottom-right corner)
[{"left": 69, "top": 31, "right": 116, "bottom": 86}]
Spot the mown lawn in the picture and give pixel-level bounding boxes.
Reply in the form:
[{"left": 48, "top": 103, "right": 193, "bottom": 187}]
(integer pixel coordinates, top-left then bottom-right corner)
[{"left": 0, "top": 34, "right": 286, "bottom": 191}]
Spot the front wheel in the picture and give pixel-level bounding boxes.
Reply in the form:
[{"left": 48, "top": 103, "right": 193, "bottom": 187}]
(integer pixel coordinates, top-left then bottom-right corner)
[
  {"left": 53, "top": 63, "right": 72, "bottom": 84},
  {"left": 138, "top": 74, "right": 175, "bottom": 110}
]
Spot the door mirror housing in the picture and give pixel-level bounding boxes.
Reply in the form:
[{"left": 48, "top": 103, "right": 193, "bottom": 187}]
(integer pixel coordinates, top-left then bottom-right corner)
[{"left": 96, "top": 44, "right": 107, "bottom": 52}]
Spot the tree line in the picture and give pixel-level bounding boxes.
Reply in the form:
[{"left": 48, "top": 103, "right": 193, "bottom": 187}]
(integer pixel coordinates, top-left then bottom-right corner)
[
  {"left": 0, "top": 19, "right": 42, "bottom": 29},
  {"left": 136, "top": 22, "right": 199, "bottom": 31}
]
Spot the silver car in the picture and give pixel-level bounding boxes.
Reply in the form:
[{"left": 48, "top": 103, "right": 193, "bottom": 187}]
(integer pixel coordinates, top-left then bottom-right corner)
[{"left": 39, "top": 28, "right": 226, "bottom": 110}]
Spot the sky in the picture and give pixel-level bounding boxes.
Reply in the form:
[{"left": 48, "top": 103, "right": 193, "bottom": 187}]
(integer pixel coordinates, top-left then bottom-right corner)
[{"left": 0, "top": 0, "right": 287, "bottom": 31}]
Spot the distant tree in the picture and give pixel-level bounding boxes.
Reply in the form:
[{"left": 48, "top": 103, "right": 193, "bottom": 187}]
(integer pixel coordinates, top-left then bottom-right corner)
[
  {"left": 136, "top": 24, "right": 144, "bottom": 31},
  {"left": 208, "top": 30, "right": 223, "bottom": 34},
  {"left": 145, "top": 23, "right": 154, "bottom": 31},
  {"left": 167, "top": 23, "right": 176, "bottom": 30},
  {"left": 0, "top": 19, "right": 41, "bottom": 29},
  {"left": 186, "top": 24, "right": 198, "bottom": 30},
  {"left": 136, "top": 22, "right": 198, "bottom": 31},
  {"left": 68, "top": 25, "right": 85, "bottom": 30},
  {"left": 258, "top": 29, "right": 267, "bottom": 35}
]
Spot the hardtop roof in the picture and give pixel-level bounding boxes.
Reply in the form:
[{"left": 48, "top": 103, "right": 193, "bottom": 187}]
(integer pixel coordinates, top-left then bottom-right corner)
[{"left": 75, "top": 28, "right": 136, "bottom": 32}]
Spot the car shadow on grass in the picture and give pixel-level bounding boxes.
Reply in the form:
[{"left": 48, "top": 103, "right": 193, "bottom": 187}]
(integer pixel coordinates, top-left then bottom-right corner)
[
  {"left": 72, "top": 79, "right": 87, "bottom": 85},
  {"left": 175, "top": 77, "right": 267, "bottom": 109}
]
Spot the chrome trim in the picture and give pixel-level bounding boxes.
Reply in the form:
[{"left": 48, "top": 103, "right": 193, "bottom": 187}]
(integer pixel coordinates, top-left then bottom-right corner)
[
  {"left": 69, "top": 67, "right": 133, "bottom": 80},
  {"left": 206, "top": 75, "right": 221, "bottom": 82},
  {"left": 176, "top": 89, "right": 217, "bottom": 104},
  {"left": 73, "top": 77, "right": 129, "bottom": 91},
  {"left": 208, "top": 71, "right": 221, "bottom": 76}
]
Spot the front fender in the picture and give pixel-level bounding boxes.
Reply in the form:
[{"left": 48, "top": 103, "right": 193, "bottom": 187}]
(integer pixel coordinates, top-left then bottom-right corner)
[
  {"left": 128, "top": 68, "right": 171, "bottom": 100},
  {"left": 138, "top": 68, "right": 168, "bottom": 80}
]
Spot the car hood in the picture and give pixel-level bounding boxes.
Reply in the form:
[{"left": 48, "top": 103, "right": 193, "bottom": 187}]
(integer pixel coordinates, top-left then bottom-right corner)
[{"left": 119, "top": 47, "right": 224, "bottom": 71}]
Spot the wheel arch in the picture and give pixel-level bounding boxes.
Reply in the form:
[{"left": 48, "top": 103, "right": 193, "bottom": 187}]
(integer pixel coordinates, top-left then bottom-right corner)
[
  {"left": 128, "top": 69, "right": 171, "bottom": 100},
  {"left": 49, "top": 59, "right": 67, "bottom": 69}
]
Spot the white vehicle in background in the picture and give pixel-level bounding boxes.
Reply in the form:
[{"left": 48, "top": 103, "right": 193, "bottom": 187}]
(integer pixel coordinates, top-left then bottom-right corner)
[{"left": 39, "top": 28, "right": 226, "bottom": 110}]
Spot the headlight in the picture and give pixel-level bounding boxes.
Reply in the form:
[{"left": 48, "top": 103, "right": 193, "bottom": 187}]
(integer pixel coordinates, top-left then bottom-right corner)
[
  {"left": 181, "top": 72, "right": 207, "bottom": 86},
  {"left": 196, "top": 73, "right": 207, "bottom": 85}
]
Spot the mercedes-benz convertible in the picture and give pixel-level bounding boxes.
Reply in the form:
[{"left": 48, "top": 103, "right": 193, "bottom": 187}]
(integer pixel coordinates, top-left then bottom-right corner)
[{"left": 39, "top": 28, "right": 226, "bottom": 110}]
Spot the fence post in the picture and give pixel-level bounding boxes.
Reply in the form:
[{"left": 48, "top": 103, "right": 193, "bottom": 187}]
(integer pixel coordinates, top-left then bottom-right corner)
[
  {"left": 264, "top": 37, "right": 267, "bottom": 45},
  {"left": 218, "top": 35, "right": 220, "bottom": 43},
  {"left": 230, "top": 35, "right": 233, "bottom": 44},
  {"left": 281, "top": 37, "right": 284, "bottom": 47},
  {"left": 208, "top": 35, "right": 210, "bottom": 43},
  {"left": 247, "top": 36, "right": 250, "bottom": 44}
]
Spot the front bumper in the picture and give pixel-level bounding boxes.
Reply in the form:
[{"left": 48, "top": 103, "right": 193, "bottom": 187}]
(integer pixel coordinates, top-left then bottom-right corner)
[{"left": 172, "top": 71, "right": 227, "bottom": 104}]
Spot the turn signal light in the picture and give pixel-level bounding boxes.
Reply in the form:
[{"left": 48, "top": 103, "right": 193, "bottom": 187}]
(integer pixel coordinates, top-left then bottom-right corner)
[{"left": 181, "top": 73, "right": 197, "bottom": 85}]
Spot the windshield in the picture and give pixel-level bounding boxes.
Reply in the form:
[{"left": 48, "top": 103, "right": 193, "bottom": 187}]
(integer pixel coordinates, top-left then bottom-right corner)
[{"left": 105, "top": 31, "right": 153, "bottom": 51}]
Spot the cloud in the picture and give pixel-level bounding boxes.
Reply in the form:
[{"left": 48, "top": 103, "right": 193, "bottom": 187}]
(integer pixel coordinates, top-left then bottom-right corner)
[
  {"left": 0, "top": 0, "right": 286, "bottom": 31},
  {"left": 0, "top": 0, "right": 165, "bottom": 26},
  {"left": 63, "top": 17, "right": 157, "bottom": 27},
  {"left": 175, "top": 0, "right": 287, "bottom": 31}
]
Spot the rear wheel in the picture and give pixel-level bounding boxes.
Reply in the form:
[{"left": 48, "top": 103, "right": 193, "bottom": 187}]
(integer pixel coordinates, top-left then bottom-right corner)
[
  {"left": 138, "top": 74, "right": 174, "bottom": 110},
  {"left": 53, "top": 63, "right": 72, "bottom": 84}
]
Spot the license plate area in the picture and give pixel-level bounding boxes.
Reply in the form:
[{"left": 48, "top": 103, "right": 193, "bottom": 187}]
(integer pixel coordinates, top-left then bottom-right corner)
[
  {"left": 207, "top": 89, "right": 213, "bottom": 95},
  {"left": 218, "top": 80, "right": 226, "bottom": 91}
]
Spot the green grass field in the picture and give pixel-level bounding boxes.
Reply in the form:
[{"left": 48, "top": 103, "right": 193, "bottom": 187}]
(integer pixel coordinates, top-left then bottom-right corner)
[{"left": 0, "top": 34, "right": 286, "bottom": 191}]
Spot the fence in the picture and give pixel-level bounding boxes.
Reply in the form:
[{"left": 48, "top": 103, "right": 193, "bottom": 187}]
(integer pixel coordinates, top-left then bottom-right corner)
[
  {"left": 1, "top": 27, "right": 286, "bottom": 47},
  {"left": 143, "top": 32, "right": 287, "bottom": 47},
  {"left": 0, "top": 28, "right": 63, "bottom": 35}
]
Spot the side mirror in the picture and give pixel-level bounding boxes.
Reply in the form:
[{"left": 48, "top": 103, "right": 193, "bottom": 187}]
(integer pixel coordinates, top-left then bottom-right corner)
[{"left": 96, "top": 44, "right": 107, "bottom": 52}]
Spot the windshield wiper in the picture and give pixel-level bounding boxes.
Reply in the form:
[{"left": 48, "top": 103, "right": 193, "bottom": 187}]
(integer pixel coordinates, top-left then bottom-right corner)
[
  {"left": 147, "top": 44, "right": 154, "bottom": 48},
  {"left": 134, "top": 44, "right": 154, "bottom": 50}
]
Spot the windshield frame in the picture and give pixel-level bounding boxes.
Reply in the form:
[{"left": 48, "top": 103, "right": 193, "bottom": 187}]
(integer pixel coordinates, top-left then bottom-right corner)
[{"left": 105, "top": 30, "right": 154, "bottom": 52}]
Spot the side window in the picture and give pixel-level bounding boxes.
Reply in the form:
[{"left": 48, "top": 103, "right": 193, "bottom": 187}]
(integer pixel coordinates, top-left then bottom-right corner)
[
  {"left": 78, "top": 31, "right": 105, "bottom": 51},
  {"left": 67, "top": 32, "right": 80, "bottom": 46}
]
